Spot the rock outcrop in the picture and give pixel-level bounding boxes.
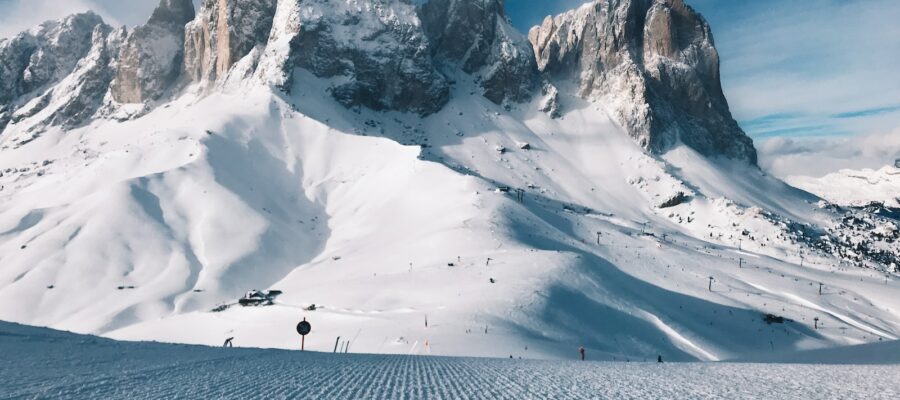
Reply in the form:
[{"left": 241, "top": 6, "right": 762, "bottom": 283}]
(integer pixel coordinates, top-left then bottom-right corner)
[
  {"left": 253, "top": 0, "right": 301, "bottom": 90},
  {"left": 183, "top": 0, "right": 277, "bottom": 86},
  {"left": 529, "top": 0, "right": 757, "bottom": 164},
  {"left": 0, "top": 12, "right": 113, "bottom": 132},
  {"left": 0, "top": 13, "right": 103, "bottom": 104},
  {"left": 39, "top": 26, "right": 126, "bottom": 127},
  {"left": 419, "top": 0, "right": 536, "bottom": 105},
  {"left": 539, "top": 82, "right": 561, "bottom": 119},
  {"left": 2, "top": 0, "right": 759, "bottom": 166},
  {"left": 260, "top": 0, "right": 541, "bottom": 114},
  {"left": 259, "top": 0, "right": 450, "bottom": 116},
  {"left": 111, "top": 0, "right": 195, "bottom": 103}
]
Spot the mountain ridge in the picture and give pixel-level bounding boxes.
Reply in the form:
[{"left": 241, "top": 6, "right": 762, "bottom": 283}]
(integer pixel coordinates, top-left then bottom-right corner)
[
  {"left": 786, "top": 164, "right": 900, "bottom": 208},
  {"left": 0, "top": 0, "right": 898, "bottom": 361},
  {"left": 1, "top": 0, "right": 755, "bottom": 163}
]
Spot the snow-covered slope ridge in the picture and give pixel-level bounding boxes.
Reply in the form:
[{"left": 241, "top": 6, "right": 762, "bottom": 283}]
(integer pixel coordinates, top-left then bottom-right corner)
[
  {"left": 1, "top": 0, "right": 899, "bottom": 362},
  {"left": 787, "top": 164, "right": 900, "bottom": 208}
]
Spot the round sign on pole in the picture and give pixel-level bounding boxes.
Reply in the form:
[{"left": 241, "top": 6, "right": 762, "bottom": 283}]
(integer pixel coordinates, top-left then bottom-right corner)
[{"left": 297, "top": 320, "right": 311, "bottom": 336}]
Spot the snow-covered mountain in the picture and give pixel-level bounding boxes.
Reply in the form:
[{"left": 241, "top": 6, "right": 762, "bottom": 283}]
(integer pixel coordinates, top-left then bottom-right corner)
[
  {"left": 1, "top": 0, "right": 899, "bottom": 361},
  {"left": 528, "top": 0, "right": 756, "bottom": 162},
  {"left": 786, "top": 163, "right": 900, "bottom": 208}
]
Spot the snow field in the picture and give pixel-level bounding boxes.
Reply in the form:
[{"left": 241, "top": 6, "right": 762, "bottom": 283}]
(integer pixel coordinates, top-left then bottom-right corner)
[
  {"left": 2, "top": 321, "right": 899, "bottom": 400},
  {"left": 786, "top": 165, "right": 900, "bottom": 208},
  {"left": 1, "top": 74, "right": 899, "bottom": 362}
]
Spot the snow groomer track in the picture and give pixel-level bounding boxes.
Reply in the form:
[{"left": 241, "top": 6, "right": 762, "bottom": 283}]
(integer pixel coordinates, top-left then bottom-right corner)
[{"left": 3, "top": 322, "right": 899, "bottom": 400}]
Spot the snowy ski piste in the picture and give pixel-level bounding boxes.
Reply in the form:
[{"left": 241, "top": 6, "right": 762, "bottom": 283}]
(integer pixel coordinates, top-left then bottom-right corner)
[{"left": 3, "top": 321, "right": 900, "bottom": 399}]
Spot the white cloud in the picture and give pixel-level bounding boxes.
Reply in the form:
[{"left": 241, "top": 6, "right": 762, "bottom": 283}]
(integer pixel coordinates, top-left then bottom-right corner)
[
  {"left": 502, "top": 1, "right": 900, "bottom": 141},
  {"left": 758, "top": 129, "right": 900, "bottom": 179},
  {"left": 693, "top": 0, "right": 900, "bottom": 138},
  {"left": 0, "top": 0, "right": 104, "bottom": 38},
  {"left": 0, "top": 0, "right": 180, "bottom": 39}
]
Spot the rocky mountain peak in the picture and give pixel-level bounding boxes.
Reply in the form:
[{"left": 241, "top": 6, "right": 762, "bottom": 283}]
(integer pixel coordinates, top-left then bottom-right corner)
[
  {"left": 184, "top": 0, "right": 277, "bottom": 86},
  {"left": 421, "top": 0, "right": 507, "bottom": 67},
  {"left": 148, "top": 0, "right": 198, "bottom": 27},
  {"left": 0, "top": 12, "right": 110, "bottom": 133},
  {"left": 0, "top": 12, "right": 105, "bottom": 105},
  {"left": 110, "top": 0, "right": 195, "bottom": 104},
  {"left": 3, "top": 0, "right": 757, "bottom": 165},
  {"left": 257, "top": 0, "right": 450, "bottom": 115},
  {"left": 529, "top": 0, "right": 757, "bottom": 164},
  {"left": 419, "top": 0, "right": 536, "bottom": 105}
]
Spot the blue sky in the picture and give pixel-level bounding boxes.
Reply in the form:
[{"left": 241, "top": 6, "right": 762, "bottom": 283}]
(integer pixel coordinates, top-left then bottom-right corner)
[
  {"left": 507, "top": 0, "right": 900, "bottom": 142},
  {"left": 2, "top": 0, "right": 898, "bottom": 175}
]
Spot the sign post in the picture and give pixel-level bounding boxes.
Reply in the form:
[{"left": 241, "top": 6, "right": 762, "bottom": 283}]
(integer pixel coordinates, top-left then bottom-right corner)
[{"left": 296, "top": 317, "right": 312, "bottom": 351}]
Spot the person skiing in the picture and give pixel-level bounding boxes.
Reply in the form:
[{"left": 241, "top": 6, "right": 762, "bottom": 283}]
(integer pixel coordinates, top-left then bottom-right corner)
[
  {"left": 657, "top": 355, "right": 663, "bottom": 363},
  {"left": 223, "top": 337, "right": 234, "bottom": 348},
  {"left": 579, "top": 345, "right": 585, "bottom": 361}
]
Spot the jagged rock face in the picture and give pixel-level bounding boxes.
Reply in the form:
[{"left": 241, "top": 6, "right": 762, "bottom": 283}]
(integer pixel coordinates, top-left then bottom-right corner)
[
  {"left": 303, "top": 0, "right": 449, "bottom": 115},
  {"left": 261, "top": 0, "right": 450, "bottom": 116},
  {"left": 37, "top": 26, "right": 126, "bottom": 128},
  {"left": 539, "top": 82, "right": 561, "bottom": 119},
  {"left": 111, "top": 0, "right": 195, "bottom": 103},
  {"left": 0, "top": 13, "right": 114, "bottom": 133},
  {"left": 3, "top": 0, "right": 759, "bottom": 164},
  {"left": 529, "top": 0, "right": 757, "bottom": 164},
  {"left": 0, "top": 13, "right": 104, "bottom": 105},
  {"left": 0, "top": 106, "right": 7, "bottom": 131},
  {"left": 53, "top": 30, "right": 113, "bottom": 120},
  {"left": 419, "top": 0, "right": 536, "bottom": 105},
  {"left": 184, "top": 0, "right": 277, "bottom": 85},
  {"left": 253, "top": 0, "right": 301, "bottom": 89}
]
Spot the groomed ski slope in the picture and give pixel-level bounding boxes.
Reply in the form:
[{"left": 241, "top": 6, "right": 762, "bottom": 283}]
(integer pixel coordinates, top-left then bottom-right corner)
[
  {"left": 1, "top": 74, "right": 899, "bottom": 362},
  {"left": 3, "top": 321, "right": 900, "bottom": 400}
]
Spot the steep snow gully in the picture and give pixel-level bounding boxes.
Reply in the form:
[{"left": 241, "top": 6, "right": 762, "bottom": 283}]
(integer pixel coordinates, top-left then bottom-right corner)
[{"left": 0, "top": 0, "right": 899, "bottom": 364}]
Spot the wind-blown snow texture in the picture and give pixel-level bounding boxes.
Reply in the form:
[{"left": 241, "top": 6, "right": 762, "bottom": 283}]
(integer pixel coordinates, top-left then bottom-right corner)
[
  {"left": 3, "top": 321, "right": 900, "bottom": 400},
  {"left": 0, "top": 0, "right": 899, "bottom": 365}
]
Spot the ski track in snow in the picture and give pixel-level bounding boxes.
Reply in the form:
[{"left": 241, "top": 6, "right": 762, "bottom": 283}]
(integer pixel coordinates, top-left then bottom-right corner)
[
  {"left": 2, "top": 321, "right": 899, "bottom": 400},
  {"left": 745, "top": 281, "right": 897, "bottom": 341}
]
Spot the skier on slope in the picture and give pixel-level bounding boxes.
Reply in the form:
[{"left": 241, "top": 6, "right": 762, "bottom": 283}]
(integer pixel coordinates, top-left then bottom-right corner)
[
  {"left": 223, "top": 337, "right": 234, "bottom": 348},
  {"left": 579, "top": 345, "right": 585, "bottom": 361}
]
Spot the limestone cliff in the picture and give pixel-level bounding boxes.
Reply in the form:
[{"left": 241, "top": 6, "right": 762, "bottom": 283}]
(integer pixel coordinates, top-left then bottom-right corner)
[
  {"left": 529, "top": 0, "right": 757, "bottom": 163},
  {"left": 1, "top": 0, "right": 758, "bottom": 165},
  {"left": 111, "top": 0, "right": 195, "bottom": 103},
  {"left": 183, "top": 0, "right": 277, "bottom": 86},
  {"left": 419, "top": 0, "right": 536, "bottom": 105}
]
